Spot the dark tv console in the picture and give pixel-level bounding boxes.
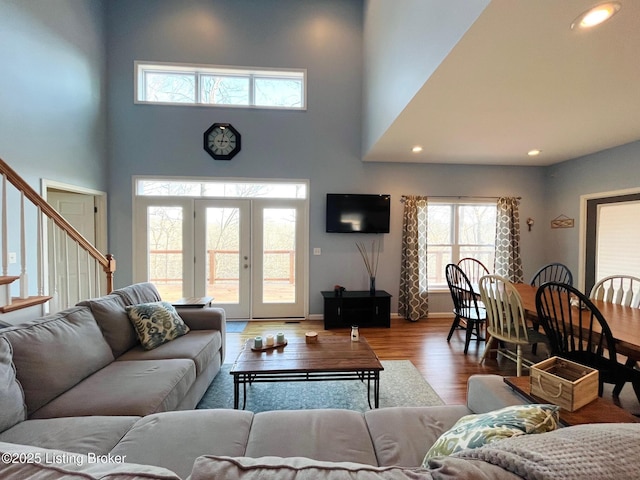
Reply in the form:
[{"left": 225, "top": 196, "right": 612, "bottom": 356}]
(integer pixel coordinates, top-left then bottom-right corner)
[{"left": 321, "top": 290, "right": 391, "bottom": 329}]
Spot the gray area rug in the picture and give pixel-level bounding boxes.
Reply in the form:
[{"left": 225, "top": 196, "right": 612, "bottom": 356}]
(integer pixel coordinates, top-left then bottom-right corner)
[
  {"left": 225, "top": 321, "right": 248, "bottom": 333},
  {"left": 196, "top": 360, "right": 444, "bottom": 412}
]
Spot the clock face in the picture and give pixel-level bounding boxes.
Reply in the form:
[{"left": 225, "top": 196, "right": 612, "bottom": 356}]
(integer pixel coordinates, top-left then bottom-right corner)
[{"left": 203, "top": 123, "right": 241, "bottom": 160}]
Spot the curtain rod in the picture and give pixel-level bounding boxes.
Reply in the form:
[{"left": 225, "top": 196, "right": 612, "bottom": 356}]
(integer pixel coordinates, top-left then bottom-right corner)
[{"left": 400, "top": 195, "right": 521, "bottom": 200}]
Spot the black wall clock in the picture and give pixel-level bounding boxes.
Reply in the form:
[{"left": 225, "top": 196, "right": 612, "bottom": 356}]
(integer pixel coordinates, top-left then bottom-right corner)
[{"left": 203, "top": 123, "right": 241, "bottom": 160}]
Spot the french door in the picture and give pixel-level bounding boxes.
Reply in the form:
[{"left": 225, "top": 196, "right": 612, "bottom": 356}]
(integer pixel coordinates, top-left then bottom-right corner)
[{"left": 135, "top": 197, "right": 306, "bottom": 319}]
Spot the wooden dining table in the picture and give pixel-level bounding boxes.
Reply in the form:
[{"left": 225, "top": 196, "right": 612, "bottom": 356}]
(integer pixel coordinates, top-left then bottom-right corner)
[{"left": 513, "top": 283, "right": 640, "bottom": 362}]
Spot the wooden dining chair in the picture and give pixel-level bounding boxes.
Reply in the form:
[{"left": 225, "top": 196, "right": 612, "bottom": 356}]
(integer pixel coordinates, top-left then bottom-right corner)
[
  {"left": 535, "top": 282, "right": 640, "bottom": 401},
  {"left": 457, "top": 258, "right": 490, "bottom": 286},
  {"left": 590, "top": 274, "right": 640, "bottom": 394},
  {"left": 590, "top": 275, "right": 640, "bottom": 308},
  {"left": 479, "top": 275, "right": 548, "bottom": 376},
  {"left": 445, "top": 263, "right": 486, "bottom": 355},
  {"left": 530, "top": 262, "right": 573, "bottom": 287}
]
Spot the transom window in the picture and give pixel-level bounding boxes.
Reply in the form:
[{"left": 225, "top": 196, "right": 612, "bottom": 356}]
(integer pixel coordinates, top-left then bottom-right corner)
[
  {"left": 427, "top": 200, "right": 497, "bottom": 287},
  {"left": 135, "top": 62, "right": 306, "bottom": 110},
  {"left": 135, "top": 179, "right": 307, "bottom": 199}
]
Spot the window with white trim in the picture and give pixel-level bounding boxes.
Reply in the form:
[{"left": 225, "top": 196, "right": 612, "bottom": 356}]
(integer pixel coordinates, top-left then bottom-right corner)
[
  {"left": 135, "top": 62, "right": 306, "bottom": 110},
  {"left": 427, "top": 200, "right": 497, "bottom": 288}
]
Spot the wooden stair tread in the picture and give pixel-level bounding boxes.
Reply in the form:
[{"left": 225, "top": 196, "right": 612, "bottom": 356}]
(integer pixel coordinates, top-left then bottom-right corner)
[
  {"left": 0, "top": 295, "right": 52, "bottom": 313},
  {"left": 0, "top": 275, "right": 20, "bottom": 286}
]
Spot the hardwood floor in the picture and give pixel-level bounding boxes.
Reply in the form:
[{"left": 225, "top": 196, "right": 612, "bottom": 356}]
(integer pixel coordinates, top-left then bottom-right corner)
[
  {"left": 225, "top": 316, "right": 526, "bottom": 405},
  {"left": 225, "top": 316, "right": 640, "bottom": 414}
]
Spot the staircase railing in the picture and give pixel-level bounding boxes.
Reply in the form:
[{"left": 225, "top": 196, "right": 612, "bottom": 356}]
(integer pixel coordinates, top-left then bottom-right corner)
[{"left": 0, "top": 157, "right": 115, "bottom": 315}]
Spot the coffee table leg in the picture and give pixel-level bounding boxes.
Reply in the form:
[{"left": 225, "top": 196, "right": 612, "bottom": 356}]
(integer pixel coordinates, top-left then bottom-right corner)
[
  {"left": 233, "top": 374, "right": 240, "bottom": 409},
  {"left": 366, "top": 370, "right": 378, "bottom": 409},
  {"left": 242, "top": 377, "right": 248, "bottom": 410}
]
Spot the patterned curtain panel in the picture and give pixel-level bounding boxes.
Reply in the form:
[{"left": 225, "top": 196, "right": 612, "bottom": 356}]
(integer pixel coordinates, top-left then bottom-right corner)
[
  {"left": 399, "top": 196, "right": 429, "bottom": 322},
  {"left": 494, "top": 197, "right": 524, "bottom": 283}
]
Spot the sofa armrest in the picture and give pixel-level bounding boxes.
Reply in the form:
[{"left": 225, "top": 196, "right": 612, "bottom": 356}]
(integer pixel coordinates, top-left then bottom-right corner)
[
  {"left": 175, "top": 306, "right": 226, "bottom": 332},
  {"left": 466, "top": 374, "right": 527, "bottom": 414}
]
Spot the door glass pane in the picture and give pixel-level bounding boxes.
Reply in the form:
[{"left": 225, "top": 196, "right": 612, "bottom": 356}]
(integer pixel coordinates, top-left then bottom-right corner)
[
  {"left": 263, "top": 208, "right": 296, "bottom": 303},
  {"left": 206, "top": 207, "right": 240, "bottom": 304},
  {"left": 147, "top": 206, "right": 183, "bottom": 301}
]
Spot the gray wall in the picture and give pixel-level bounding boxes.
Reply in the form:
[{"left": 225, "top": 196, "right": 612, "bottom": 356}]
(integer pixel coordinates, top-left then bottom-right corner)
[
  {"left": 362, "top": 0, "right": 489, "bottom": 155},
  {"left": 0, "top": 0, "right": 106, "bottom": 293},
  {"left": 0, "top": 0, "right": 107, "bottom": 190},
  {"left": 544, "top": 140, "right": 640, "bottom": 283}
]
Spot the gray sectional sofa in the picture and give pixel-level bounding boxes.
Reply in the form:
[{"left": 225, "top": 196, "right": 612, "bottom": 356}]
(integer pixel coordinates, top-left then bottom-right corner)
[{"left": 1, "top": 284, "right": 639, "bottom": 479}]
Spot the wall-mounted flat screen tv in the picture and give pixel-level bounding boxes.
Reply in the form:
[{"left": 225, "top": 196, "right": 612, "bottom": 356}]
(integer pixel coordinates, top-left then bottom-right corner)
[{"left": 326, "top": 194, "right": 391, "bottom": 233}]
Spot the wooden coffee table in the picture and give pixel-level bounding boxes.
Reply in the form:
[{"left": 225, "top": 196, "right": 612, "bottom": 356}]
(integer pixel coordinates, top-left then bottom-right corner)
[
  {"left": 504, "top": 376, "right": 639, "bottom": 426},
  {"left": 230, "top": 336, "right": 384, "bottom": 410}
]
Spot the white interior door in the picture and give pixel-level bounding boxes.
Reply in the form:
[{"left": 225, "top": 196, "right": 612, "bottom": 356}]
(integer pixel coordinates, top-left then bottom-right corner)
[
  {"left": 194, "top": 199, "right": 251, "bottom": 319},
  {"left": 47, "top": 190, "right": 96, "bottom": 305}
]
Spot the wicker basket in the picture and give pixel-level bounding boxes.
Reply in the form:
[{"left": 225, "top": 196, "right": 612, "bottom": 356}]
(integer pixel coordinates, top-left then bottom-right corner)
[{"left": 529, "top": 356, "right": 599, "bottom": 411}]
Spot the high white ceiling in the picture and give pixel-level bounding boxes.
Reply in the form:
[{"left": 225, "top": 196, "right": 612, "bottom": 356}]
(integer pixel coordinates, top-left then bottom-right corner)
[{"left": 363, "top": 0, "right": 640, "bottom": 166}]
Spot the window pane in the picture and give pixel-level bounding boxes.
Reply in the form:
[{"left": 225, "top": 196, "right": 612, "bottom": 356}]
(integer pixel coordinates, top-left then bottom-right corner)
[
  {"left": 459, "top": 205, "right": 497, "bottom": 244},
  {"left": 206, "top": 207, "right": 241, "bottom": 304},
  {"left": 137, "top": 180, "right": 307, "bottom": 199},
  {"left": 428, "top": 246, "right": 452, "bottom": 285},
  {"left": 147, "top": 206, "right": 183, "bottom": 301},
  {"left": 263, "top": 208, "right": 297, "bottom": 303},
  {"left": 596, "top": 201, "right": 640, "bottom": 280},
  {"left": 460, "top": 246, "right": 494, "bottom": 270},
  {"left": 200, "top": 75, "right": 249, "bottom": 105},
  {"left": 427, "top": 205, "right": 452, "bottom": 244},
  {"left": 144, "top": 72, "right": 195, "bottom": 103},
  {"left": 254, "top": 77, "right": 303, "bottom": 108}
]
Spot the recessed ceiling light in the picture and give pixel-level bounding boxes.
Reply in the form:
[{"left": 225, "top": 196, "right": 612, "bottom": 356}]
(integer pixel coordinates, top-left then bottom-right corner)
[
  {"left": 527, "top": 149, "right": 542, "bottom": 157},
  {"left": 412, "top": 146, "right": 423, "bottom": 153},
  {"left": 571, "top": 2, "right": 621, "bottom": 30}
]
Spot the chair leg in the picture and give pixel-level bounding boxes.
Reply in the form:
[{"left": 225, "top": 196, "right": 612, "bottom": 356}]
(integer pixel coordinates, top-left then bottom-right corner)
[
  {"left": 612, "top": 381, "right": 625, "bottom": 397},
  {"left": 463, "top": 321, "right": 474, "bottom": 355},
  {"left": 516, "top": 345, "right": 522, "bottom": 377},
  {"left": 447, "top": 316, "right": 460, "bottom": 342},
  {"left": 479, "top": 335, "right": 494, "bottom": 365}
]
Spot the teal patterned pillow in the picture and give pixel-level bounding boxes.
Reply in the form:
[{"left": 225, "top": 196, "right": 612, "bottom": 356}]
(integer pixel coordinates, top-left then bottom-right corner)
[
  {"left": 126, "top": 301, "right": 190, "bottom": 350},
  {"left": 422, "top": 403, "right": 560, "bottom": 465}
]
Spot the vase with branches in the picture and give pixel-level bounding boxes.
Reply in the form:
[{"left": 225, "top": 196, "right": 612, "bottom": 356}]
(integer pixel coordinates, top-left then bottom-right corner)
[{"left": 356, "top": 240, "right": 381, "bottom": 295}]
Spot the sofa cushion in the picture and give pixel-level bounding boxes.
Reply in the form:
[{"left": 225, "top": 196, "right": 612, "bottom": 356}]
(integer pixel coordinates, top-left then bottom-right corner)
[
  {"left": 2, "top": 307, "right": 115, "bottom": 415},
  {"left": 30, "top": 359, "right": 196, "bottom": 419},
  {"left": 0, "top": 441, "right": 181, "bottom": 479},
  {"left": 245, "top": 409, "right": 378, "bottom": 465},
  {"left": 113, "top": 282, "right": 162, "bottom": 305},
  {"left": 126, "top": 301, "right": 190, "bottom": 350},
  {"left": 111, "top": 409, "right": 254, "bottom": 479},
  {"left": 190, "top": 455, "right": 521, "bottom": 480},
  {"left": 0, "top": 416, "right": 139, "bottom": 455},
  {"left": 191, "top": 456, "right": 437, "bottom": 480},
  {"left": 365, "top": 405, "right": 472, "bottom": 467},
  {"left": 0, "top": 336, "right": 26, "bottom": 432},
  {"left": 77, "top": 293, "right": 137, "bottom": 357},
  {"left": 118, "top": 329, "right": 221, "bottom": 375},
  {"left": 422, "top": 404, "right": 560, "bottom": 464}
]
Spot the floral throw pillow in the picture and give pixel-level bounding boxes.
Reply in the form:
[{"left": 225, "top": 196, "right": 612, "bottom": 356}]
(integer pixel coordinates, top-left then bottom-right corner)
[
  {"left": 422, "top": 403, "right": 560, "bottom": 465},
  {"left": 126, "top": 301, "right": 190, "bottom": 350}
]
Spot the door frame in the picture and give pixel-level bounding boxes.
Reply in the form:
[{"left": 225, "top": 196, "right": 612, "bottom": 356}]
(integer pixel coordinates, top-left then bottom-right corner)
[
  {"left": 579, "top": 186, "right": 640, "bottom": 291},
  {"left": 42, "top": 179, "right": 108, "bottom": 254}
]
